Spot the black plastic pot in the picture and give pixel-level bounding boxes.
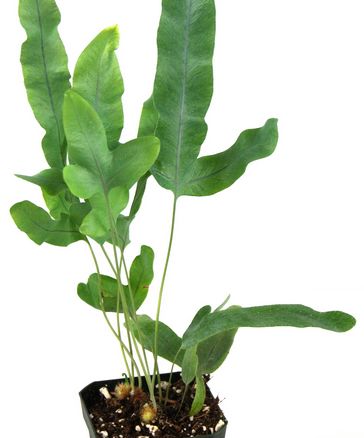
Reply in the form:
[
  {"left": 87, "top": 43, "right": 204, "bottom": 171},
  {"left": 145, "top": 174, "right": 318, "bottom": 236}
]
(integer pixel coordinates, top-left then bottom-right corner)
[{"left": 80, "top": 372, "right": 228, "bottom": 438}]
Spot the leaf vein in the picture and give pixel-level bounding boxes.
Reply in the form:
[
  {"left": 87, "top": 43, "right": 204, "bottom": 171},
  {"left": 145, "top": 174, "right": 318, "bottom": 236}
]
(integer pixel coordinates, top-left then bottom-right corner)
[{"left": 35, "top": 0, "right": 64, "bottom": 166}]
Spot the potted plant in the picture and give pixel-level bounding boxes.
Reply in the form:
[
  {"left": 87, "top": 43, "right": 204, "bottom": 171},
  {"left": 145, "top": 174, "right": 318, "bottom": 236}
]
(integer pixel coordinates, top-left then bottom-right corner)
[{"left": 11, "top": 0, "right": 356, "bottom": 437}]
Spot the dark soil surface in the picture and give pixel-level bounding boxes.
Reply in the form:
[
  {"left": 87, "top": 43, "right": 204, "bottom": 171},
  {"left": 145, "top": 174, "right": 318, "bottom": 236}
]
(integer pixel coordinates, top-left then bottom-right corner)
[{"left": 87, "top": 375, "right": 226, "bottom": 438}]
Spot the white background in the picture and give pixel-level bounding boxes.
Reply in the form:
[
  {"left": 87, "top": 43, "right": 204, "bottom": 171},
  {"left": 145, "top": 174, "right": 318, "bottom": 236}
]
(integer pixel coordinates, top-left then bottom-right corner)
[{"left": 1, "top": 0, "right": 363, "bottom": 437}]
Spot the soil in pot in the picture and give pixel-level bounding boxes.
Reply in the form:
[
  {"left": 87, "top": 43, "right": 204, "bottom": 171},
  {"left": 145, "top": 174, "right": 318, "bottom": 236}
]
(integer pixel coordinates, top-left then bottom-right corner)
[{"left": 80, "top": 373, "right": 227, "bottom": 438}]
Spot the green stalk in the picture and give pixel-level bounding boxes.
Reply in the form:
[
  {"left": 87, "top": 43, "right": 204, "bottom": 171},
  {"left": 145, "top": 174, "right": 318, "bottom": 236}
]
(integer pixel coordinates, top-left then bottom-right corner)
[
  {"left": 110, "top": 237, "right": 136, "bottom": 388},
  {"left": 122, "top": 260, "right": 152, "bottom": 378},
  {"left": 152, "top": 196, "right": 178, "bottom": 393},
  {"left": 178, "top": 384, "right": 189, "bottom": 415},
  {"left": 115, "top": 262, "right": 156, "bottom": 404},
  {"left": 99, "top": 243, "right": 142, "bottom": 387},
  {"left": 102, "top": 244, "right": 152, "bottom": 388},
  {"left": 101, "top": 245, "right": 154, "bottom": 386},
  {"left": 85, "top": 238, "right": 140, "bottom": 382},
  {"left": 164, "top": 347, "right": 182, "bottom": 405},
  {"left": 101, "top": 243, "right": 152, "bottom": 388},
  {"left": 105, "top": 208, "right": 156, "bottom": 407}
]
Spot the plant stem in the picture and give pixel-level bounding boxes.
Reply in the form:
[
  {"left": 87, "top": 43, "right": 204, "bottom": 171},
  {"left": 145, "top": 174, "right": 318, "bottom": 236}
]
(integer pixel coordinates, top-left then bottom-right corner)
[
  {"left": 85, "top": 238, "right": 140, "bottom": 381},
  {"left": 152, "top": 195, "right": 178, "bottom": 394},
  {"left": 122, "top": 260, "right": 151, "bottom": 378},
  {"left": 164, "top": 348, "right": 182, "bottom": 405},
  {"left": 100, "top": 244, "right": 118, "bottom": 277},
  {"left": 178, "top": 384, "right": 189, "bottom": 415},
  {"left": 102, "top": 241, "right": 136, "bottom": 381},
  {"left": 109, "top": 232, "right": 136, "bottom": 388},
  {"left": 105, "top": 211, "right": 156, "bottom": 406},
  {"left": 100, "top": 242, "right": 143, "bottom": 387},
  {"left": 101, "top": 242, "right": 153, "bottom": 387}
]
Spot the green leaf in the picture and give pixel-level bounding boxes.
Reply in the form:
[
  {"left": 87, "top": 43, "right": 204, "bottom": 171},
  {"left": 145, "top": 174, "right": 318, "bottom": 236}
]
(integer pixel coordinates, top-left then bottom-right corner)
[
  {"left": 16, "top": 168, "right": 67, "bottom": 195},
  {"left": 152, "top": 0, "right": 215, "bottom": 195},
  {"left": 106, "top": 215, "right": 131, "bottom": 248},
  {"left": 129, "top": 174, "right": 149, "bottom": 220},
  {"left": 181, "top": 346, "right": 198, "bottom": 385},
  {"left": 69, "top": 201, "right": 92, "bottom": 227},
  {"left": 78, "top": 246, "right": 154, "bottom": 312},
  {"left": 103, "top": 174, "right": 150, "bottom": 249},
  {"left": 77, "top": 273, "right": 119, "bottom": 312},
  {"left": 19, "top": 0, "right": 70, "bottom": 168},
  {"left": 63, "top": 90, "right": 112, "bottom": 188},
  {"left": 189, "top": 375, "right": 206, "bottom": 416},
  {"left": 73, "top": 26, "right": 124, "bottom": 149},
  {"left": 197, "top": 329, "right": 237, "bottom": 374},
  {"left": 184, "top": 304, "right": 236, "bottom": 374},
  {"left": 182, "top": 304, "right": 357, "bottom": 349},
  {"left": 63, "top": 90, "right": 160, "bottom": 239},
  {"left": 129, "top": 245, "right": 155, "bottom": 310},
  {"left": 10, "top": 200, "right": 84, "bottom": 246},
  {"left": 183, "top": 305, "right": 211, "bottom": 339},
  {"left": 42, "top": 189, "right": 73, "bottom": 220},
  {"left": 180, "top": 119, "right": 279, "bottom": 196},
  {"left": 113, "top": 173, "right": 150, "bottom": 248},
  {"left": 80, "top": 187, "right": 129, "bottom": 238},
  {"left": 138, "top": 96, "right": 158, "bottom": 137},
  {"left": 63, "top": 90, "right": 160, "bottom": 193},
  {"left": 131, "top": 315, "right": 183, "bottom": 364},
  {"left": 151, "top": 0, "right": 277, "bottom": 197},
  {"left": 110, "top": 138, "right": 160, "bottom": 189},
  {"left": 112, "top": 97, "right": 158, "bottom": 247}
]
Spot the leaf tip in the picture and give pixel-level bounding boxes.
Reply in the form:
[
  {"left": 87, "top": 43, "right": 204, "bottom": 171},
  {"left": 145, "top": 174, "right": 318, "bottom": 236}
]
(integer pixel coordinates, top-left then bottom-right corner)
[
  {"left": 327, "top": 311, "right": 356, "bottom": 332},
  {"left": 103, "top": 24, "right": 120, "bottom": 48}
]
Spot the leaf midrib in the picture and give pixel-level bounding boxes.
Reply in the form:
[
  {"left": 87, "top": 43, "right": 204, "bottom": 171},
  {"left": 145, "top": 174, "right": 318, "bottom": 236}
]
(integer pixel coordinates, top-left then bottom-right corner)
[
  {"left": 35, "top": 0, "right": 63, "bottom": 166},
  {"left": 72, "top": 107, "right": 109, "bottom": 196},
  {"left": 26, "top": 215, "right": 79, "bottom": 235},
  {"left": 187, "top": 164, "right": 229, "bottom": 185},
  {"left": 174, "top": 0, "right": 193, "bottom": 194}
]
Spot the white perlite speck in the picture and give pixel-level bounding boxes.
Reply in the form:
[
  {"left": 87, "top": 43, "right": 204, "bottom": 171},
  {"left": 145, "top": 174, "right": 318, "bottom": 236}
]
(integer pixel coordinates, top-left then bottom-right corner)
[
  {"left": 115, "top": 408, "right": 123, "bottom": 414},
  {"left": 135, "top": 425, "right": 142, "bottom": 432},
  {"left": 202, "top": 426, "right": 207, "bottom": 432},
  {"left": 209, "top": 428, "right": 214, "bottom": 434},
  {"left": 99, "top": 387, "right": 112, "bottom": 400},
  {"left": 189, "top": 416, "right": 194, "bottom": 421},
  {"left": 156, "top": 381, "right": 169, "bottom": 390},
  {"left": 215, "top": 420, "right": 225, "bottom": 432},
  {"left": 99, "top": 431, "right": 108, "bottom": 438},
  {"left": 146, "top": 424, "right": 159, "bottom": 435}
]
